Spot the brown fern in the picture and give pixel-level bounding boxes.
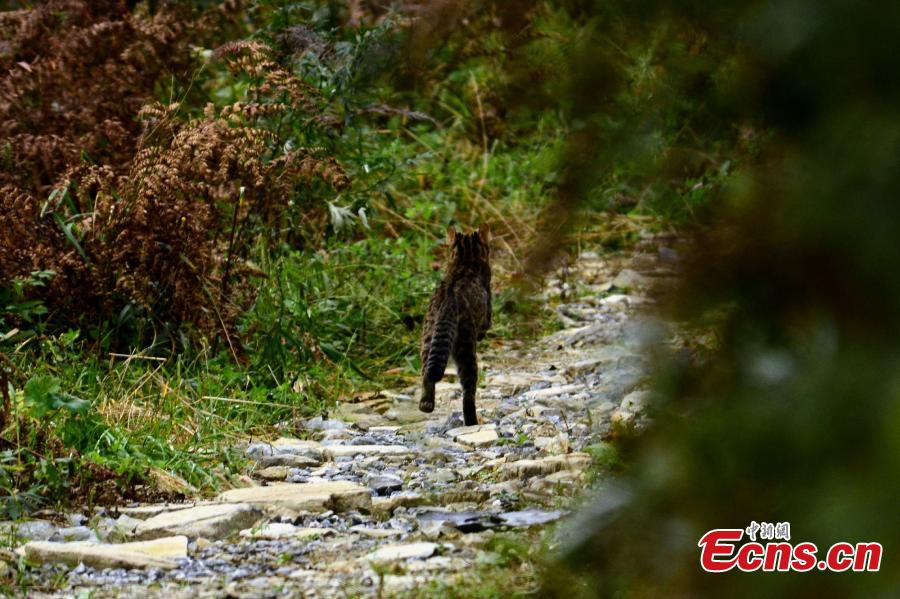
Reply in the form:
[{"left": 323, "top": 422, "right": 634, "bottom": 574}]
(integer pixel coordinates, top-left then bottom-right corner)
[{"left": 0, "top": 3, "right": 346, "bottom": 346}]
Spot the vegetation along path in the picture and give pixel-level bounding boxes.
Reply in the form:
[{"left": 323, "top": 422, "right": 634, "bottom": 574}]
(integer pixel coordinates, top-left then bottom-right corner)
[{"left": 7, "top": 243, "right": 674, "bottom": 597}]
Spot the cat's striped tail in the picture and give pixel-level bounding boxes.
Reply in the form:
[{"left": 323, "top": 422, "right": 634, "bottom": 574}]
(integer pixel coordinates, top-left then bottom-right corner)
[{"left": 425, "top": 300, "right": 457, "bottom": 383}]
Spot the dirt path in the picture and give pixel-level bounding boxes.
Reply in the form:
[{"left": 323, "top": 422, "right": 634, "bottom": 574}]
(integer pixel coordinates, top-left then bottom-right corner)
[{"left": 10, "top": 247, "right": 672, "bottom": 598}]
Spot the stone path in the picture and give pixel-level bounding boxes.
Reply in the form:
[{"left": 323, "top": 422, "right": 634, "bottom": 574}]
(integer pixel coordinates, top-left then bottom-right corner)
[{"left": 3, "top": 247, "right": 673, "bottom": 597}]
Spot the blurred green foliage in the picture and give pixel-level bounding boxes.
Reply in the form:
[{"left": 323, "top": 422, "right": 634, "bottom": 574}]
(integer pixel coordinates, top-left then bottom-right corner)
[{"left": 533, "top": 0, "right": 900, "bottom": 597}]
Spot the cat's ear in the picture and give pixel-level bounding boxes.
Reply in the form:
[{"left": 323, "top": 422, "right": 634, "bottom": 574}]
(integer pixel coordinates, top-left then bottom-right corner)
[
  {"left": 477, "top": 223, "right": 490, "bottom": 243},
  {"left": 447, "top": 225, "right": 457, "bottom": 244}
]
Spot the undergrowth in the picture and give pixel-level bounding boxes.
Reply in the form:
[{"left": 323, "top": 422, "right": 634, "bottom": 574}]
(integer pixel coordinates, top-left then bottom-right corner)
[{"left": 0, "top": 0, "right": 729, "bottom": 517}]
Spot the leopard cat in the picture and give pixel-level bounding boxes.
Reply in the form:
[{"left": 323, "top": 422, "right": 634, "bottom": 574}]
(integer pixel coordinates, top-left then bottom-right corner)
[{"left": 419, "top": 224, "right": 492, "bottom": 426}]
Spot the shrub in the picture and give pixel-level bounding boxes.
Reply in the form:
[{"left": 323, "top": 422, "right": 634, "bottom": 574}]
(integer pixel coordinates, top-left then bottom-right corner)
[{"left": 1, "top": 7, "right": 347, "bottom": 345}]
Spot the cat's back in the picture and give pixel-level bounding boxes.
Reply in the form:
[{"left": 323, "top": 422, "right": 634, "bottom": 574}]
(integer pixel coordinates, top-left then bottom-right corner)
[{"left": 452, "top": 274, "right": 488, "bottom": 329}]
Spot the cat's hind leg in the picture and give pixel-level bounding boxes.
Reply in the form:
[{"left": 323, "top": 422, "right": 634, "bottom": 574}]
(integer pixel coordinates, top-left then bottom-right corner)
[{"left": 453, "top": 338, "right": 479, "bottom": 426}]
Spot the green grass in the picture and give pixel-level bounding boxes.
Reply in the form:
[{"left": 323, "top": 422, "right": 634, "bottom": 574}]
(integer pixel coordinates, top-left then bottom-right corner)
[{"left": 391, "top": 533, "right": 546, "bottom": 598}]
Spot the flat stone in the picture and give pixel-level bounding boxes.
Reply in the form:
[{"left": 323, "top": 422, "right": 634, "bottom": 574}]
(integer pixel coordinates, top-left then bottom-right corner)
[
  {"left": 381, "top": 575, "right": 423, "bottom": 594},
  {"left": 446, "top": 423, "right": 496, "bottom": 439},
  {"left": 246, "top": 438, "right": 325, "bottom": 462},
  {"left": 116, "top": 503, "right": 200, "bottom": 520},
  {"left": 349, "top": 525, "right": 403, "bottom": 538},
  {"left": 499, "top": 508, "right": 564, "bottom": 527},
  {"left": 611, "top": 268, "right": 651, "bottom": 289},
  {"left": 372, "top": 493, "right": 424, "bottom": 517},
  {"left": 485, "top": 373, "right": 535, "bottom": 391},
  {"left": 529, "top": 473, "right": 578, "bottom": 495},
  {"left": 336, "top": 408, "right": 392, "bottom": 430},
  {"left": 239, "top": 523, "right": 334, "bottom": 540},
  {"left": 23, "top": 536, "right": 187, "bottom": 570},
  {"left": 134, "top": 503, "right": 261, "bottom": 541},
  {"left": 367, "top": 474, "right": 403, "bottom": 496},
  {"left": 525, "top": 384, "right": 583, "bottom": 400},
  {"left": 303, "top": 417, "right": 348, "bottom": 431},
  {"left": 218, "top": 481, "right": 371, "bottom": 513},
  {"left": 544, "top": 470, "right": 582, "bottom": 489},
  {"left": 319, "top": 429, "right": 355, "bottom": 442},
  {"left": 563, "top": 347, "right": 641, "bottom": 376},
  {"left": 323, "top": 445, "right": 413, "bottom": 458},
  {"left": 256, "top": 466, "right": 290, "bottom": 481},
  {"left": 368, "top": 426, "right": 401, "bottom": 433},
  {"left": 497, "top": 453, "right": 592, "bottom": 480},
  {"left": 382, "top": 405, "right": 430, "bottom": 425},
  {"left": 287, "top": 569, "right": 319, "bottom": 580},
  {"left": 534, "top": 434, "right": 569, "bottom": 454},
  {"left": 365, "top": 542, "right": 438, "bottom": 564},
  {"left": 426, "top": 469, "right": 458, "bottom": 484},
  {"left": 256, "top": 454, "right": 321, "bottom": 468},
  {"left": 434, "top": 488, "right": 490, "bottom": 504},
  {"left": 273, "top": 436, "right": 325, "bottom": 449},
  {"left": 487, "top": 479, "right": 523, "bottom": 497},
  {"left": 455, "top": 429, "right": 498, "bottom": 447}
]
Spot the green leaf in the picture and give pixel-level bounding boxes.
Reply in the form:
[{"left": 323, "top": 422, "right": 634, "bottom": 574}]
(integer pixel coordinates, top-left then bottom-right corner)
[
  {"left": 59, "top": 329, "right": 80, "bottom": 347},
  {"left": 24, "top": 375, "right": 61, "bottom": 418},
  {"left": 23, "top": 375, "right": 90, "bottom": 417}
]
